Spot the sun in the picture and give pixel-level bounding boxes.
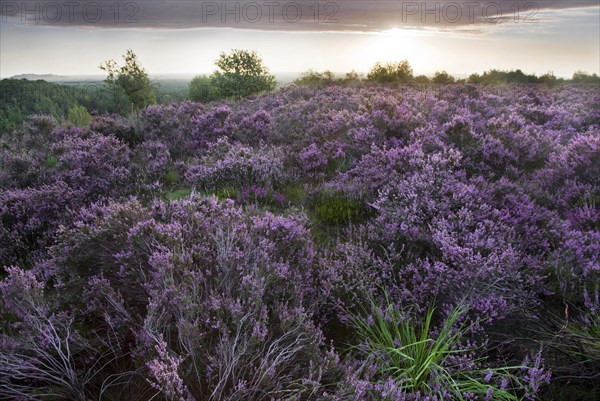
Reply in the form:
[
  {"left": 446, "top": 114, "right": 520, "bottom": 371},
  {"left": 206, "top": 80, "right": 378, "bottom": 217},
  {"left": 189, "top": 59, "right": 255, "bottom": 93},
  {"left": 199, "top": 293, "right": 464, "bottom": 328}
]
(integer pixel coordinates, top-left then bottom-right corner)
[
  {"left": 383, "top": 28, "right": 408, "bottom": 41},
  {"left": 354, "top": 26, "right": 431, "bottom": 72}
]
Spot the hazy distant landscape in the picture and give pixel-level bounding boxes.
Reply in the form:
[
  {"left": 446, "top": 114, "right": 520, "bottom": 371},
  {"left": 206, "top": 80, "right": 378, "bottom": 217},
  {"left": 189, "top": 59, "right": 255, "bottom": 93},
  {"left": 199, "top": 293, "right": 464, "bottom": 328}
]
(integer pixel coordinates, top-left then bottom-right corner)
[{"left": 1, "top": 1, "right": 599, "bottom": 400}]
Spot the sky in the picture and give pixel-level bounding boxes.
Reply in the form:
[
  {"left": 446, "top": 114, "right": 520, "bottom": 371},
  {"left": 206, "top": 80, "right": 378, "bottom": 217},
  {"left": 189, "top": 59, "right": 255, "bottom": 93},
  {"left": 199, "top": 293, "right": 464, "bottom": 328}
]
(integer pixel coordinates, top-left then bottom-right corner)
[{"left": 0, "top": 0, "right": 599, "bottom": 78}]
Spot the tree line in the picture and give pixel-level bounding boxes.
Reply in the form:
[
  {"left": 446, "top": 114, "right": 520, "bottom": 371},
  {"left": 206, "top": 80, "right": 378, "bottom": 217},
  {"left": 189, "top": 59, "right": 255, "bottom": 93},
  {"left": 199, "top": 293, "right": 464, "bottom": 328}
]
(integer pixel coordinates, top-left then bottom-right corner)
[
  {"left": 1, "top": 49, "right": 599, "bottom": 134},
  {"left": 296, "top": 61, "right": 600, "bottom": 86},
  {"left": 98, "top": 49, "right": 600, "bottom": 106}
]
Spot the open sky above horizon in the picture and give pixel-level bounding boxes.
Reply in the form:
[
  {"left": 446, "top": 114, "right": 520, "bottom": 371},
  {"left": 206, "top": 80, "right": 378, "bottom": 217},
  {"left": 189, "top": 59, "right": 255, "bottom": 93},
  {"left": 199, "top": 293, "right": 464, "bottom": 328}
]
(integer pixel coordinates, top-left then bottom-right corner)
[{"left": 1, "top": 1, "right": 599, "bottom": 79}]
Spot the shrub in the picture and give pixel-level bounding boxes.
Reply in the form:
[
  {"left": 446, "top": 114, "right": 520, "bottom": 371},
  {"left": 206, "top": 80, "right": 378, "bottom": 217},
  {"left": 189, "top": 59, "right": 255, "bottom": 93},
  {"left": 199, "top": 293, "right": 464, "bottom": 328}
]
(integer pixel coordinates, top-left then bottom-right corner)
[
  {"left": 67, "top": 105, "right": 92, "bottom": 127},
  {"left": 295, "top": 70, "right": 337, "bottom": 87},
  {"left": 51, "top": 133, "right": 131, "bottom": 199},
  {"left": 186, "top": 138, "right": 286, "bottom": 190},
  {"left": 0, "top": 182, "right": 80, "bottom": 266},
  {"left": 432, "top": 71, "right": 456, "bottom": 84},
  {"left": 22, "top": 197, "right": 342, "bottom": 400},
  {"left": 367, "top": 60, "right": 413, "bottom": 83},
  {"left": 233, "top": 109, "right": 272, "bottom": 144},
  {"left": 90, "top": 115, "right": 139, "bottom": 145}
]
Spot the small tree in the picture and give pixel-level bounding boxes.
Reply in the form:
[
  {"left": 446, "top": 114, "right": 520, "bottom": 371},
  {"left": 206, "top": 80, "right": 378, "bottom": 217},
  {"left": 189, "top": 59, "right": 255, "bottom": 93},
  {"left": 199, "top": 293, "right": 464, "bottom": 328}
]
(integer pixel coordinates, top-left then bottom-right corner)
[
  {"left": 67, "top": 105, "right": 92, "bottom": 127},
  {"left": 572, "top": 71, "right": 600, "bottom": 84},
  {"left": 294, "top": 70, "right": 336, "bottom": 87},
  {"left": 367, "top": 60, "right": 413, "bottom": 83},
  {"left": 100, "top": 49, "right": 156, "bottom": 110},
  {"left": 467, "top": 73, "right": 482, "bottom": 84},
  {"left": 211, "top": 49, "right": 276, "bottom": 99},
  {"left": 539, "top": 72, "right": 559, "bottom": 86},
  {"left": 344, "top": 70, "right": 362, "bottom": 82},
  {"left": 189, "top": 75, "right": 221, "bottom": 102},
  {"left": 414, "top": 75, "right": 431, "bottom": 84},
  {"left": 432, "top": 70, "right": 455, "bottom": 84}
]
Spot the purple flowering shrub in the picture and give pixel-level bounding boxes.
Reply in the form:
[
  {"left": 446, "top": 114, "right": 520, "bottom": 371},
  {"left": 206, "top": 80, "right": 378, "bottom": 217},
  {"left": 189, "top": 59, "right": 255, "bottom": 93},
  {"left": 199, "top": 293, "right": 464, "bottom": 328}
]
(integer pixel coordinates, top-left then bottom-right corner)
[
  {"left": 50, "top": 133, "right": 131, "bottom": 199},
  {"left": 185, "top": 137, "right": 288, "bottom": 191},
  {"left": 2, "top": 83, "right": 600, "bottom": 399},
  {"left": 89, "top": 114, "right": 139, "bottom": 146},
  {"left": 0, "top": 182, "right": 80, "bottom": 266},
  {"left": 138, "top": 101, "right": 203, "bottom": 157},
  {"left": 191, "top": 105, "right": 234, "bottom": 150},
  {"left": 0, "top": 150, "right": 44, "bottom": 189},
  {"left": 0, "top": 197, "right": 342, "bottom": 400},
  {"left": 131, "top": 140, "right": 172, "bottom": 191},
  {"left": 233, "top": 109, "right": 272, "bottom": 144}
]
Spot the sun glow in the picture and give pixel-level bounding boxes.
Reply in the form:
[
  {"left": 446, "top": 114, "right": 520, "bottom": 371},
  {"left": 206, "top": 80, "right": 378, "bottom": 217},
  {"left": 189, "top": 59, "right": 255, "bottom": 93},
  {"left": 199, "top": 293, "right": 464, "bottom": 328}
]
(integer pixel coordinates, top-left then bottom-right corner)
[
  {"left": 384, "top": 28, "right": 409, "bottom": 41},
  {"left": 356, "top": 28, "right": 429, "bottom": 72}
]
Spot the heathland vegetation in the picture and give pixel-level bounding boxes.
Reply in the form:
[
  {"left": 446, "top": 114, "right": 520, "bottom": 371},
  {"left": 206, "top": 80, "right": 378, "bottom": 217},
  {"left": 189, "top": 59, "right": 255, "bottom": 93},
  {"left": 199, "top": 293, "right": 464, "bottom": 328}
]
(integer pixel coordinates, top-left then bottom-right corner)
[{"left": 1, "top": 50, "right": 599, "bottom": 400}]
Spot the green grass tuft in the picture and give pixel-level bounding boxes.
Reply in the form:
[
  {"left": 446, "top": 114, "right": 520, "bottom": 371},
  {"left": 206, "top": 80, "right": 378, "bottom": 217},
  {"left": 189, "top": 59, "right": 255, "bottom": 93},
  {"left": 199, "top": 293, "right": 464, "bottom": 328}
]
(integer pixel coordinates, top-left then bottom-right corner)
[{"left": 349, "top": 294, "right": 528, "bottom": 400}]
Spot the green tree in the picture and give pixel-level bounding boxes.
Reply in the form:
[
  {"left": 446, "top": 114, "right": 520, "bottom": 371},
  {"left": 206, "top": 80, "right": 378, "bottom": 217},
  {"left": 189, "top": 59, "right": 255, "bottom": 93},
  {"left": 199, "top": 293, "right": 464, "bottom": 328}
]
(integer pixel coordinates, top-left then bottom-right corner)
[
  {"left": 189, "top": 75, "right": 221, "bottom": 102},
  {"left": 294, "top": 70, "right": 336, "bottom": 87},
  {"left": 539, "top": 72, "right": 560, "bottom": 86},
  {"left": 100, "top": 49, "right": 156, "bottom": 110},
  {"left": 211, "top": 49, "right": 276, "bottom": 99},
  {"left": 344, "top": 70, "right": 363, "bottom": 82},
  {"left": 432, "top": 70, "right": 455, "bottom": 84},
  {"left": 366, "top": 60, "right": 413, "bottom": 83},
  {"left": 467, "top": 73, "right": 482, "bottom": 83},
  {"left": 572, "top": 71, "right": 600, "bottom": 84}
]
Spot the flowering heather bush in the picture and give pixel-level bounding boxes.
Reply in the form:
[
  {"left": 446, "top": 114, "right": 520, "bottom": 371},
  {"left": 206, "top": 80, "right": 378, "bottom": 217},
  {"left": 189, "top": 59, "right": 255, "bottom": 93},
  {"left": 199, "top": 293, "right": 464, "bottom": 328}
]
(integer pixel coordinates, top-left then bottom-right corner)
[
  {"left": 50, "top": 132, "right": 131, "bottom": 199},
  {"left": 191, "top": 105, "right": 234, "bottom": 149},
  {"left": 89, "top": 114, "right": 139, "bottom": 145},
  {"left": 185, "top": 137, "right": 287, "bottom": 191},
  {"left": 233, "top": 109, "right": 272, "bottom": 144},
  {"left": 1, "top": 83, "right": 599, "bottom": 399},
  {"left": 138, "top": 101, "right": 203, "bottom": 157},
  {"left": 0, "top": 150, "right": 44, "bottom": 189},
  {"left": 131, "top": 140, "right": 172, "bottom": 191},
  {"left": 0, "top": 182, "right": 80, "bottom": 266},
  {"left": 5, "top": 197, "right": 340, "bottom": 400}
]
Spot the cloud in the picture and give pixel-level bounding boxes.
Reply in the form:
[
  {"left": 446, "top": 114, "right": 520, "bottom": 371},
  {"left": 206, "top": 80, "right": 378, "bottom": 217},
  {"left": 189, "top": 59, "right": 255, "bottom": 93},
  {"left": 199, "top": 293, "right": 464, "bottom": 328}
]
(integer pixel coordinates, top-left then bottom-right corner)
[{"left": 1, "top": 0, "right": 598, "bottom": 31}]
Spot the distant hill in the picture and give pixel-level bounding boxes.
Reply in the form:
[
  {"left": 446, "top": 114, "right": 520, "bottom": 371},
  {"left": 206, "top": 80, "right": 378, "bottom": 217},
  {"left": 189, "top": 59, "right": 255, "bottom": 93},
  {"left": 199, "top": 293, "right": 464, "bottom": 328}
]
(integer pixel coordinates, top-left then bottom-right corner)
[
  {"left": 10, "top": 74, "right": 66, "bottom": 81},
  {"left": 10, "top": 74, "right": 104, "bottom": 82},
  {"left": 8, "top": 72, "right": 307, "bottom": 84}
]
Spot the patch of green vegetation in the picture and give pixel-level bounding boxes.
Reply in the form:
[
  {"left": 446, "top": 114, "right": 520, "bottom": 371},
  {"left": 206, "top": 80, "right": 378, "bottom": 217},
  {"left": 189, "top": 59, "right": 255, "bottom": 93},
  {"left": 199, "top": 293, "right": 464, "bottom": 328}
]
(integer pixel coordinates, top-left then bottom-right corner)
[
  {"left": 165, "top": 186, "right": 240, "bottom": 203},
  {"left": 162, "top": 169, "right": 180, "bottom": 187},
  {"left": 281, "top": 184, "right": 306, "bottom": 206},
  {"left": 165, "top": 188, "right": 193, "bottom": 201},
  {"left": 44, "top": 155, "right": 58, "bottom": 168},
  {"left": 67, "top": 105, "right": 92, "bottom": 127},
  {"left": 574, "top": 191, "right": 600, "bottom": 208},
  {"left": 311, "top": 192, "right": 368, "bottom": 226},
  {"left": 213, "top": 187, "right": 239, "bottom": 201},
  {"left": 349, "top": 295, "right": 527, "bottom": 400}
]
